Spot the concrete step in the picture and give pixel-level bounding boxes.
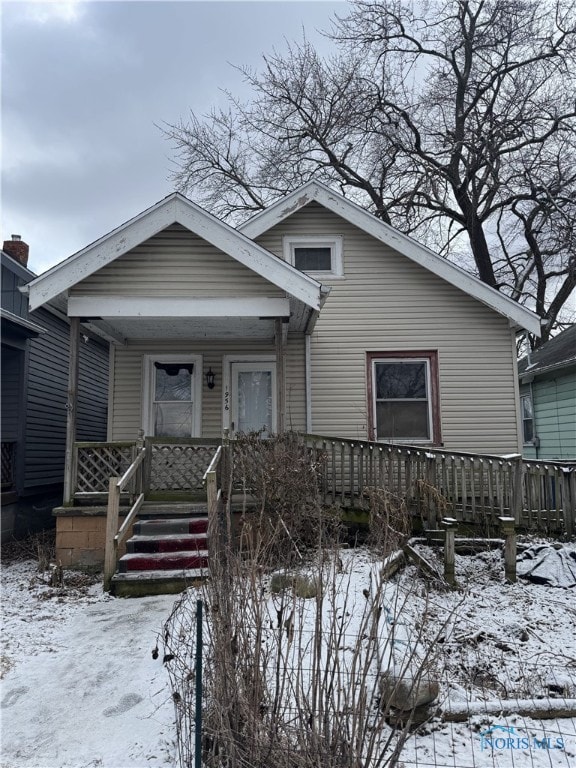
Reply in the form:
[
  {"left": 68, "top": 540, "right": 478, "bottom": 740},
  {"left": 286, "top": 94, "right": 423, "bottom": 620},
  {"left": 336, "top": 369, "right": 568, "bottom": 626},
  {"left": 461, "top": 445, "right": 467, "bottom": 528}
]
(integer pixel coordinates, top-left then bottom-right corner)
[
  {"left": 111, "top": 568, "right": 208, "bottom": 598},
  {"left": 118, "top": 550, "right": 209, "bottom": 572},
  {"left": 126, "top": 532, "right": 207, "bottom": 554}
]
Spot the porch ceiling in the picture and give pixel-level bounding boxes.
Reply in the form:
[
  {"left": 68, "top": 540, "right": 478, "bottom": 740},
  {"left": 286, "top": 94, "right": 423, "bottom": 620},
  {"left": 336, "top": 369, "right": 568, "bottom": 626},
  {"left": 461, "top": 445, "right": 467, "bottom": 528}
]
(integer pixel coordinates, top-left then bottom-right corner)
[
  {"left": 74, "top": 295, "right": 313, "bottom": 342},
  {"left": 82, "top": 312, "right": 307, "bottom": 342}
]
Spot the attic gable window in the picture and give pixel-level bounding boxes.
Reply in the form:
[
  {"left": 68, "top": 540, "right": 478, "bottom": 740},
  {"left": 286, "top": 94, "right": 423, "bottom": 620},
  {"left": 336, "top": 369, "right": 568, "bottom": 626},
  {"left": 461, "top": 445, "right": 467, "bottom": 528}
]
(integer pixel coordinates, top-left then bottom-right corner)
[{"left": 283, "top": 235, "right": 343, "bottom": 278}]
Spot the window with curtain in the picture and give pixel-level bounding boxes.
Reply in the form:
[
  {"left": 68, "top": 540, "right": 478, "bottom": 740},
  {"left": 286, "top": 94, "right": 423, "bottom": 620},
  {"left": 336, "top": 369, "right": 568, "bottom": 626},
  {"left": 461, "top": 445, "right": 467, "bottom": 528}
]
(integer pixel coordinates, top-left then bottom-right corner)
[{"left": 153, "top": 362, "right": 194, "bottom": 437}]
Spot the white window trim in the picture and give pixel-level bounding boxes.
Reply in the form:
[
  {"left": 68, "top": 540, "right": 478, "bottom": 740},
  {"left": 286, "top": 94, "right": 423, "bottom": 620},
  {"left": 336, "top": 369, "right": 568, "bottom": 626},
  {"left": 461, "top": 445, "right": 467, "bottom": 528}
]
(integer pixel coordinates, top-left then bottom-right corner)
[
  {"left": 520, "top": 393, "right": 535, "bottom": 446},
  {"left": 283, "top": 235, "right": 344, "bottom": 279},
  {"left": 142, "top": 354, "right": 203, "bottom": 437},
  {"left": 372, "top": 357, "right": 433, "bottom": 443},
  {"left": 222, "top": 355, "right": 277, "bottom": 434}
]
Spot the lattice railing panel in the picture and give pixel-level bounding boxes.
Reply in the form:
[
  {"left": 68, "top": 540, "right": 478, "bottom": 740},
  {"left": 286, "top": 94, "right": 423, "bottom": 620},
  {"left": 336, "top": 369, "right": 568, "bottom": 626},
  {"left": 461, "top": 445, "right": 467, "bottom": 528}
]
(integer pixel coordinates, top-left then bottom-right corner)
[
  {"left": 1, "top": 441, "right": 15, "bottom": 488},
  {"left": 76, "top": 444, "right": 135, "bottom": 493},
  {"left": 150, "top": 444, "right": 218, "bottom": 491}
]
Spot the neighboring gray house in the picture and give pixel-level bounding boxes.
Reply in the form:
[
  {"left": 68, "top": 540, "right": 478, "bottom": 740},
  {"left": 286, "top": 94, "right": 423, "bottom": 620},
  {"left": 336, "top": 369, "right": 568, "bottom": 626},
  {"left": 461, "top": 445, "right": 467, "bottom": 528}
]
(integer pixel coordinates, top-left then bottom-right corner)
[
  {"left": 518, "top": 325, "right": 576, "bottom": 460},
  {"left": 24, "top": 183, "right": 541, "bottom": 462},
  {"left": 1, "top": 237, "right": 110, "bottom": 537}
]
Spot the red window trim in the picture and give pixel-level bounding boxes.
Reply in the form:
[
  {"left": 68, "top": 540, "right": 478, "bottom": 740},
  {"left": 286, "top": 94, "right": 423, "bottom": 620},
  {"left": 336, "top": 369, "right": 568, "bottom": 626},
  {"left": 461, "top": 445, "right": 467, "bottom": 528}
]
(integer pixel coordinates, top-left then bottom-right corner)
[{"left": 366, "top": 351, "right": 442, "bottom": 445}]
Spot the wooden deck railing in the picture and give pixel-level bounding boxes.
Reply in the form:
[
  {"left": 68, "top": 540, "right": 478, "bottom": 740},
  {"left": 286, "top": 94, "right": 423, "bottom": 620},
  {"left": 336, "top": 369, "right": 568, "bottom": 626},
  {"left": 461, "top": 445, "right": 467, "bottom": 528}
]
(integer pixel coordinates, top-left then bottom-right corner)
[
  {"left": 103, "top": 446, "right": 147, "bottom": 591},
  {"left": 80, "top": 433, "right": 574, "bottom": 574},
  {"left": 303, "top": 434, "right": 576, "bottom": 535}
]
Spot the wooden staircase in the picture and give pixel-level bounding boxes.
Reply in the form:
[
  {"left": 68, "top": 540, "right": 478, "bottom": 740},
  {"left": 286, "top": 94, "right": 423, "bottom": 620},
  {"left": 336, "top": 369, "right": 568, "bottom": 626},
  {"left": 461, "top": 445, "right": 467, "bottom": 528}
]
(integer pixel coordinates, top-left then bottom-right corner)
[{"left": 111, "top": 503, "right": 209, "bottom": 597}]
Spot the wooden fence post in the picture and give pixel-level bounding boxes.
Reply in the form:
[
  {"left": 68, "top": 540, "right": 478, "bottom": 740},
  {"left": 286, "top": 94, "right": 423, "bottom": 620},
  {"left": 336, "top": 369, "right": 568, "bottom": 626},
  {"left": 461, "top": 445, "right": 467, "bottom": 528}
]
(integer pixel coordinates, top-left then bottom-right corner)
[
  {"left": 499, "top": 516, "right": 517, "bottom": 583},
  {"left": 104, "top": 476, "right": 120, "bottom": 592},
  {"left": 562, "top": 468, "right": 575, "bottom": 538},
  {"left": 442, "top": 517, "right": 458, "bottom": 586},
  {"left": 512, "top": 455, "right": 524, "bottom": 526}
]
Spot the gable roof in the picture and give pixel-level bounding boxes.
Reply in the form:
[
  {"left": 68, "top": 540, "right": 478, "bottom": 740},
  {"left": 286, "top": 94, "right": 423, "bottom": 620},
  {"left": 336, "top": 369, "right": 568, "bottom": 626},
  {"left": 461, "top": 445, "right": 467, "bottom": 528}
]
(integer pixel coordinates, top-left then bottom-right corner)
[
  {"left": 518, "top": 325, "right": 576, "bottom": 379},
  {"left": 24, "top": 193, "right": 323, "bottom": 312},
  {"left": 240, "top": 181, "right": 542, "bottom": 336}
]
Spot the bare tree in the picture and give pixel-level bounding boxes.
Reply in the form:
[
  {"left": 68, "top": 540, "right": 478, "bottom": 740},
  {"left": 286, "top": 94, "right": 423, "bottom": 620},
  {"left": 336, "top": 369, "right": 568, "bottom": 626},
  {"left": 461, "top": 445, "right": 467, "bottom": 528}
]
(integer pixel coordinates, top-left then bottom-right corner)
[{"left": 164, "top": 0, "right": 576, "bottom": 344}]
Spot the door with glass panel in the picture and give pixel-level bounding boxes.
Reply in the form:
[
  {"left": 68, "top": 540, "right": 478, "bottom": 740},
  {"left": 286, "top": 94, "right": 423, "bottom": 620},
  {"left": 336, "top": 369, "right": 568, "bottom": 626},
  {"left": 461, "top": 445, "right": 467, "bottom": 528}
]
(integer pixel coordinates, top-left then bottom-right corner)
[
  {"left": 230, "top": 362, "right": 276, "bottom": 436},
  {"left": 152, "top": 361, "right": 197, "bottom": 437}
]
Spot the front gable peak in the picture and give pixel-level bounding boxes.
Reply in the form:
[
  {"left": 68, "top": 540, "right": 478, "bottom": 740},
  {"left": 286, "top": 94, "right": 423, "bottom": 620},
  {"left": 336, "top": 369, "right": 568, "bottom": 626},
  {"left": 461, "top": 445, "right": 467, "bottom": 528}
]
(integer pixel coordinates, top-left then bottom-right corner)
[{"left": 25, "top": 193, "right": 322, "bottom": 312}]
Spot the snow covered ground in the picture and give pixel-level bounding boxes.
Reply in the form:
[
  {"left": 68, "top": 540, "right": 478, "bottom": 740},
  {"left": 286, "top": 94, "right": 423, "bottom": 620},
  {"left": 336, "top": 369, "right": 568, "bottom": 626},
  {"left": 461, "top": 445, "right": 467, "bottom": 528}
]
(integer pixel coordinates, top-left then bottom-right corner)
[
  {"left": 398, "top": 544, "right": 576, "bottom": 767},
  {"left": 1, "top": 542, "right": 575, "bottom": 768},
  {"left": 1, "top": 560, "right": 178, "bottom": 768}
]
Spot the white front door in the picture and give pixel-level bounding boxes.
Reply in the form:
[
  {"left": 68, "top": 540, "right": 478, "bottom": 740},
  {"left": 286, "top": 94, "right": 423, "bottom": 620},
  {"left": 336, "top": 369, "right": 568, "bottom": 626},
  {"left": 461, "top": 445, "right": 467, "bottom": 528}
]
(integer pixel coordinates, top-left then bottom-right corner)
[{"left": 229, "top": 361, "right": 276, "bottom": 436}]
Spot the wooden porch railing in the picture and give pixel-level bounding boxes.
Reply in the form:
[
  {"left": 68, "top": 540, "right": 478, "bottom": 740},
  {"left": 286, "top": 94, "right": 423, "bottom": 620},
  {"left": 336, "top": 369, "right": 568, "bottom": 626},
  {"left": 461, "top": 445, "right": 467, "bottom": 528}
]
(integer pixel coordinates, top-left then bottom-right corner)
[
  {"left": 70, "top": 437, "right": 222, "bottom": 502},
  {"left": 72, "top": 441, "right": 136, "bottom": 500},
  {"left": 202, "top": 431, "right": 233, "bottom": 571},
  {"left": 144, "top": 437, "right": 221, "bottom": 493},
  {"left": 303, "top": 434, "right": 576, "bottom": 535},
  {"left": 103, "top": 446, "right": 147, "bottom": 591}
]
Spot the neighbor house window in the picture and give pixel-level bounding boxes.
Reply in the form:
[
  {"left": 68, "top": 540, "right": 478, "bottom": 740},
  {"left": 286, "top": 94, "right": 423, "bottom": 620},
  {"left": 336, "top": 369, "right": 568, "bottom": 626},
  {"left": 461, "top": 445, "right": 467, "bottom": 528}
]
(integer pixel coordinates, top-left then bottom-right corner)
[
  {"left": 367, "top": 351, "right": 441, "bottom": 444},
  {"left": 283, "top": 235, "right": 343, "bottom": 278},
  {"left": 520, "top": 394, "right": 534, "bottom": 444}
]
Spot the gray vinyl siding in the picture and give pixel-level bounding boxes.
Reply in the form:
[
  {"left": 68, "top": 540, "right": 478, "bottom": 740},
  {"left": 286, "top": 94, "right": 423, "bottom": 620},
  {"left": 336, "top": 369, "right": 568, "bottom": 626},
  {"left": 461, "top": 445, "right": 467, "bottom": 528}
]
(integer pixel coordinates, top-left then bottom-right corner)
[
  {"left": 1, "top": 347, "right": 21, "bottom": 441},
  {"left": 23, "top": 309, "right": 109, "bottom": 490},
  {"left": 71, "top": 223, "right": 285, "bottom": 298},
  {"left": 77, "top": 332, "right": 109, "bottom": 442},
  {"left": 1, "top": 263, "right": 29, "bottom": 316},
  {"left": 255, "top": 202, "right": 522, "bottom": 455},
  {"left": 110, "top": 337, "right": 306, "bottom": 440},
  {"left": 521, "top": 372, "right": 576, "bottom": 460}
]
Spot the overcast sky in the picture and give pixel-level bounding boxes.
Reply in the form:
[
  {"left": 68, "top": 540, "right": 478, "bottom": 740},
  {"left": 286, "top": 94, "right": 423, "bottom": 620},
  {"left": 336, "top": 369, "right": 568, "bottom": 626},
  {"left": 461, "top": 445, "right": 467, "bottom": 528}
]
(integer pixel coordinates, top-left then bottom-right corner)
[{"left": 1, "top": 0, "right": 345, "bottom": 274}]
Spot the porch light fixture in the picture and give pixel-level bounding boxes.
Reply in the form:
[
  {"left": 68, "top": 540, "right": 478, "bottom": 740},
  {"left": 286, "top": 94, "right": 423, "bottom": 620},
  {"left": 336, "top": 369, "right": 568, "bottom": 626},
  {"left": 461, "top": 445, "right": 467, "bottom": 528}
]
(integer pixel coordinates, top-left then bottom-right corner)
[{"left": 205, "top": 368, "right": 216, "bottom": 389}]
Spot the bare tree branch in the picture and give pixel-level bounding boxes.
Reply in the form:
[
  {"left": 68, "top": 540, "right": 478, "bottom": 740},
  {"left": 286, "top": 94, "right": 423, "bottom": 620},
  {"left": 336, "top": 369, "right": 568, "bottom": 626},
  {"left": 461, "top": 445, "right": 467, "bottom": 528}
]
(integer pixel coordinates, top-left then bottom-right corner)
[{"left": 163, "top": 0, "right": 576, "bottom": 345}]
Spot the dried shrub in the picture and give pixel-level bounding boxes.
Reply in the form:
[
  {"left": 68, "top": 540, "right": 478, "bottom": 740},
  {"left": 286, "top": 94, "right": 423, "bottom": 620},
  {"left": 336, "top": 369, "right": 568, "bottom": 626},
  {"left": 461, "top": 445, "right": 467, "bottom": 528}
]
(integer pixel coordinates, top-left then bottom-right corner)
[
  {"left": 414, "top": 479, "right": 453, "bottom": 529},
  {"left": 366, "top": 486, "right": 411, "bottom": 556},
  {"left": 233, "top": 431, "right": 341, "bottom": 567},
  {"left": 164, "top": 545, "right": 446, "bottom": 768}
]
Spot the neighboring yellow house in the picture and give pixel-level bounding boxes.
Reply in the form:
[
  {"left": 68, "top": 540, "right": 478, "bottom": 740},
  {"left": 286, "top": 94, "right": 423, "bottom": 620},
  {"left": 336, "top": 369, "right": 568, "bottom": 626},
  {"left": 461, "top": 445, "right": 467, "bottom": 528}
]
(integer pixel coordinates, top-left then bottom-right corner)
[{"left": 25, "top": 181, "right": 541, "bottom": 469}]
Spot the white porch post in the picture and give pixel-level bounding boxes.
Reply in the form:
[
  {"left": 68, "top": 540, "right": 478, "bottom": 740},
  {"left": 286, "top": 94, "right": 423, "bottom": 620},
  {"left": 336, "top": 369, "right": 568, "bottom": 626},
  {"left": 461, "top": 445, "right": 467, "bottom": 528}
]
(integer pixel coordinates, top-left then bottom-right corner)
[
  {"left": 275, "top": 318, "right": 286, "bottom": 434},
  {"left": 63, "top": 317, "right": 80, "bottom": 504}
]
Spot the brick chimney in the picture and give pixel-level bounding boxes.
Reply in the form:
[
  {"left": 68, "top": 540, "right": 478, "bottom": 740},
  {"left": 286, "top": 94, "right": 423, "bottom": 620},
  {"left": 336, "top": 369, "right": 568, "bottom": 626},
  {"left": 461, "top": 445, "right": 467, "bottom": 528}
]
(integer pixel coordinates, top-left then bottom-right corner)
[{"left": 3, "top": 235, "right": 29, "bottom": 267}]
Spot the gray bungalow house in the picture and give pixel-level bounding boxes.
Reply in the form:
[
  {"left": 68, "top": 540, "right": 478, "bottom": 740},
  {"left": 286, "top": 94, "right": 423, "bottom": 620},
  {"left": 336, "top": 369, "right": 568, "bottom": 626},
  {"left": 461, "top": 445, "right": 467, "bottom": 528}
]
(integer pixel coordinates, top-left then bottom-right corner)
[
  {"left": 1, "top": 237, "right": 109, "bottom": 537},
  {"left": 518, "top": 325, "right": 576, "bottom": 460},
  {"left": 21, "top": 183, "right": 542, "bottom": 570}
]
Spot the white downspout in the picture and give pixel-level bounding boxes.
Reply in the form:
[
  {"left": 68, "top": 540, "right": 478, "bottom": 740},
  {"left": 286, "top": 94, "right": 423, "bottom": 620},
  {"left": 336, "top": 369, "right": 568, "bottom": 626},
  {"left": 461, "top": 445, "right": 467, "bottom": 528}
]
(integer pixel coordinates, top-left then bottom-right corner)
[{"left": 305, "top": 333, "right": 312, "bottom": 434}]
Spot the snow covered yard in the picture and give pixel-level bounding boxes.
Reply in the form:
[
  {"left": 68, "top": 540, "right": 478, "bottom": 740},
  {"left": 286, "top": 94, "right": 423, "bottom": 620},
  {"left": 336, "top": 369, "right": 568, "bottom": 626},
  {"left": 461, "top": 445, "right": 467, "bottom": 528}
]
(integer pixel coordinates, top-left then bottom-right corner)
[
  {"left": 399, "top": 544, "right": 576, "bottom": 767},
  {"left": 1, "top": 540, "right": 576, "bottom": 768},
  {"left": 1, "top": 558, "right": 178, "bottom": 768}
]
